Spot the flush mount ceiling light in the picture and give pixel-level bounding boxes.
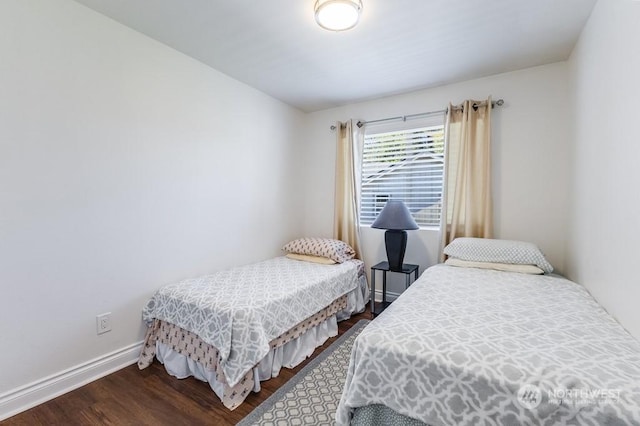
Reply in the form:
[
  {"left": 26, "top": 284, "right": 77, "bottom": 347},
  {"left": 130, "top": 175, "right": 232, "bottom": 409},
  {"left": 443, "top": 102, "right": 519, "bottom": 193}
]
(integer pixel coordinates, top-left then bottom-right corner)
[{"left": 314, "top": 0, "right": 363, "bottom": 31}]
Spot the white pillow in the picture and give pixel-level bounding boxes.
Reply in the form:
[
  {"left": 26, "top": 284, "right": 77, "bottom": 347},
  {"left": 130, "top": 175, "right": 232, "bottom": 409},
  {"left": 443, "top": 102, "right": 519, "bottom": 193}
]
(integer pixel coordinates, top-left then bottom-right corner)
[
  {"left": 285, "top": 253, "right": 337, "bottom": 265},
  {"left": 444, "top": 258, "right": 544, "bottom": 274},
  {"left": 443, "top": 237, "right": 553, "bottom": 273}
]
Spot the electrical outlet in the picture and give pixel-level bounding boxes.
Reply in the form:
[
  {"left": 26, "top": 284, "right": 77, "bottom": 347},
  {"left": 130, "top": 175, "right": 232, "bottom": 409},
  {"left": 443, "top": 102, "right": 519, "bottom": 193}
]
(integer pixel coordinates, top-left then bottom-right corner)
[{"left": 96, "top": 312, "right": 112, "bottom": 335}]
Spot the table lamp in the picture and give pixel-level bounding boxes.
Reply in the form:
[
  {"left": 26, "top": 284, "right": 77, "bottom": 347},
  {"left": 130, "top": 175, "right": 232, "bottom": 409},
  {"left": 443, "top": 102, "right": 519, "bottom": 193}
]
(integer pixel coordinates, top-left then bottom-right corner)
[{"left": 371, "top": 200, "right": 419, "bottom": 271}]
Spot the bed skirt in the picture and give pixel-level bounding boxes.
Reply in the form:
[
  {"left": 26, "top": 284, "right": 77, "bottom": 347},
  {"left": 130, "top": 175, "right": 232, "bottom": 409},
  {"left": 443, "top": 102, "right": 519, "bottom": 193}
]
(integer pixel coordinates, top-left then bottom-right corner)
[
  {"left": 352, "top": 405, "right": 429, "bottom": 426},
  {"left": 139, "top": 275, "right": 368, "bottom": 410}
]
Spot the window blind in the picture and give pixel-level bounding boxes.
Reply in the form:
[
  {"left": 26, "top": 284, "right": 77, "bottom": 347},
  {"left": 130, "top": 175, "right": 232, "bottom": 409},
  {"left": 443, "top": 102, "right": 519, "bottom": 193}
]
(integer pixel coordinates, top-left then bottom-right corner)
[{"left": 360, "top": 125, "right": 445, "bottom": 227}]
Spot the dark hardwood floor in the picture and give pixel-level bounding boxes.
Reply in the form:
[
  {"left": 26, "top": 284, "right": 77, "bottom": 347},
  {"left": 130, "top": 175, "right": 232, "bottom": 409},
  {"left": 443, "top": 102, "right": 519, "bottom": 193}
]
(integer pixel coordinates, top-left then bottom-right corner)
[{"left": 3, "top": 308, "right": 371, "bottom": 425}]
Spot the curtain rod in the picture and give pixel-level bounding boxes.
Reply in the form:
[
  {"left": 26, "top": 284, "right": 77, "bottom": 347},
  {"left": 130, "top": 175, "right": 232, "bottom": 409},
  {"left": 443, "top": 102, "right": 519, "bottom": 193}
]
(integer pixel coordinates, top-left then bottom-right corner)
[{"left": 329, "top": 98, "right": 504, "bottom": 130}]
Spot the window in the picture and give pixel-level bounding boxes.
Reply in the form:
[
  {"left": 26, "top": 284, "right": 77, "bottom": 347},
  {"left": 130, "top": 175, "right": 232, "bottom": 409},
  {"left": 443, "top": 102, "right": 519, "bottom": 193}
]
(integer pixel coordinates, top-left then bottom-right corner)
[{"left": 360, "top": 120, "right": 445, "bottom": 228}]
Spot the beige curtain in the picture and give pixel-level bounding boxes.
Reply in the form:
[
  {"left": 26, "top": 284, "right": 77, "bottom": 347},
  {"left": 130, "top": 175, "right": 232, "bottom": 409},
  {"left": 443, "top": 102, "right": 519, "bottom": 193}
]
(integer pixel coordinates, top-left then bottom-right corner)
[
  {"left": 333, "top": 120, "right": 364, "bottom": 259},
  {"left": 440, "top": 97, "right": 493, "bottom": 259}
]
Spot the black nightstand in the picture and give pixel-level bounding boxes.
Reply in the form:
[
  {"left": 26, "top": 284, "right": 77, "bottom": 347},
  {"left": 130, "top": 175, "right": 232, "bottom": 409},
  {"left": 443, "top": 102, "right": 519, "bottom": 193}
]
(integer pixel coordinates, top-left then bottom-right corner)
[{"left": 370, "top": 261, "right": 419, "bottom": 317}]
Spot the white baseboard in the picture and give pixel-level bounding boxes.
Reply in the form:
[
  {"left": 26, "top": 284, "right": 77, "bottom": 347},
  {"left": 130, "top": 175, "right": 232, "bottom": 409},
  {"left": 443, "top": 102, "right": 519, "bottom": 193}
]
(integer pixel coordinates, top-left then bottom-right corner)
[
  {"left": 373, "top": 289, "right": 402, "bottom": 302},
  {"left": 0, "top": 341, "right": 143, "bottom": 421}
]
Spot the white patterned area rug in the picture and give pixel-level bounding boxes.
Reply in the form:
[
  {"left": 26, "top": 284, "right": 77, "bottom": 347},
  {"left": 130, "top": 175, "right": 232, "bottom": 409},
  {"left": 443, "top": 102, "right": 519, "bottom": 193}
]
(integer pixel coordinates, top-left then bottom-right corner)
[{"left": 237, "top": 319, "right": 370, "bottom": 426}]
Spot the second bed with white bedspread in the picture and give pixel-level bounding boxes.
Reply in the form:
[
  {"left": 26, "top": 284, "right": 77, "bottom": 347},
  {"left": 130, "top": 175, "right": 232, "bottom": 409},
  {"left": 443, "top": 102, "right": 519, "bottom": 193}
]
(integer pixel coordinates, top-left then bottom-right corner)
[{"left": 337, "top": 264, "right": 640, "bottom": 425}]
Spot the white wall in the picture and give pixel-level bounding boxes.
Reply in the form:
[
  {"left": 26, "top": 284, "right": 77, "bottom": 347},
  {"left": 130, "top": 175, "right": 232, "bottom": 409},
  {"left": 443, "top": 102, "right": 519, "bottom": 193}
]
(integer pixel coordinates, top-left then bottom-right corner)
[
  {"left": 0, "top": 0, "right": 304, "bottom": 407},
  {"left": 566, "top": 0, "right": 640, "bottom": 340},
  {"left": 302, "top": 63, "right": 571, "bottom": 295}
]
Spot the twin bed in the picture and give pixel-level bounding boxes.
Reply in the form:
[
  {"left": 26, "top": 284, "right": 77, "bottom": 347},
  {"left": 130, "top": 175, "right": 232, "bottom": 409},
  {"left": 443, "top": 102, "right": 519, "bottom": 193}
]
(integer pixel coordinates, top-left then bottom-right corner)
[
  {"left": 137, "top": 237, "right": 368, "bottom": 410},
  {"left": 337, "top": 238, "right": 640, "bottom": 425}
]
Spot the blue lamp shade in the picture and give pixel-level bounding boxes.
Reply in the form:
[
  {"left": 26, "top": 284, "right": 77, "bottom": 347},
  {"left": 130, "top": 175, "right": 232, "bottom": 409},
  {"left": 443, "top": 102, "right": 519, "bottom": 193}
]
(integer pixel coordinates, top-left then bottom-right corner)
[
  {"left": 371, "top": 200, "right": 419, "bottom": 231},
  {"left": 371, "top": 200, "right": 418, "bottom": 271}
]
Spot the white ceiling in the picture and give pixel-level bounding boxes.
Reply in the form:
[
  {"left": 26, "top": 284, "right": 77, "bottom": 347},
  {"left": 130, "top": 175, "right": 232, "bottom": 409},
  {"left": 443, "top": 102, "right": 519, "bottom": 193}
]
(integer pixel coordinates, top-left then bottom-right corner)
[{"left": 72, "top": 0, "right": 596, "bottom": 112}]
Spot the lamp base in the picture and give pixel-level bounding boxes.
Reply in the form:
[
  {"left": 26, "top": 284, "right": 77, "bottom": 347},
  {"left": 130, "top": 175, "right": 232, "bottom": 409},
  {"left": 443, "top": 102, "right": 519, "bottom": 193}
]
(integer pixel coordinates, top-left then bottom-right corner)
[{"left": 384, "top": 230, "right": 408, "bottom": 271}]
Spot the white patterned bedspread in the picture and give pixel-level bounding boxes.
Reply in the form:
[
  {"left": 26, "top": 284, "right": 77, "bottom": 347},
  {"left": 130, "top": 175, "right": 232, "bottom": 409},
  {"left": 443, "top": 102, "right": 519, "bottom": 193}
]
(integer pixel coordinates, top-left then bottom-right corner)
[
  {"left": 142, "top": 256, "right": 361, "bottom": 388},
  {"left": 337, "top": 264, "right": 640, "bottom": 425}
]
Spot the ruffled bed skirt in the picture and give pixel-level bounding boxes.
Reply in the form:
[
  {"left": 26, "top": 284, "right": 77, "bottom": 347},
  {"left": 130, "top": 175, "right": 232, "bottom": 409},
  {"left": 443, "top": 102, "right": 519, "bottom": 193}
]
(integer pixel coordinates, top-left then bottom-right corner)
[{"left": 156, "top": 318, "right": 337, "bottom": 394}]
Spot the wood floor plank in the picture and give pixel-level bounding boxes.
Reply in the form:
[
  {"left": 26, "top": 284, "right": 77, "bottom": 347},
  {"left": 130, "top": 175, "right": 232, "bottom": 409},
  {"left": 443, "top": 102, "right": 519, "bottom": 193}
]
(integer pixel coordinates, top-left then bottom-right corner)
[{"left": 2, "top": 309, "right": 370, "bottom": 425}]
